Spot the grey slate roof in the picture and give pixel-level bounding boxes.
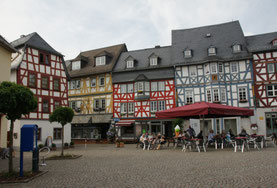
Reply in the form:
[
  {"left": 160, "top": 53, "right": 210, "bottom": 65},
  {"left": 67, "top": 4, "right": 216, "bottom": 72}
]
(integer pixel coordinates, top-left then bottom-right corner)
[
  {"left": 113, "top": 46, "right": 174, "bottom": 83},
  {"left": 11, "top": 32, "right": 63, "bottom": 56},
  {"left": 171, "top": 21, "right": 251, "bottom": 65},
  {"left": 246, "top": 32, "right": 277, "bottom": 53},
  {"left": 0, "top": 35, "right": 17, "bottom": 53},
  {"left": 67, "top": 44, "right": 127, "bottom": 78}
]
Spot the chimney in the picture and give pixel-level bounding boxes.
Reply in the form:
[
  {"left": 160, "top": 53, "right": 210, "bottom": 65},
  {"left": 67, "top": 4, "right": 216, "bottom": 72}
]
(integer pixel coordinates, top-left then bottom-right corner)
[
  {"left": 155, "top": 45, "right": 160, "bottom": 48},
  {"left": 20, "top": 35, "right": 25, "bottom": 38}
]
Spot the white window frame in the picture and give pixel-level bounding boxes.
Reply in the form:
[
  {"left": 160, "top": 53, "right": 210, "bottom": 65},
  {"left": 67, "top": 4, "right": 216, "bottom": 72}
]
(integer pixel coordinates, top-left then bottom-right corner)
[
  {"left": 150, "top": 57, "right": 158, "bottom": 66},
  {"left": 121, "top": 103, "right": 127, "bottom": 113},
  {"left": 96, "top": 56, "right": 106, "bottom": 66},
  {"left": 76, "top": 80, "right": 81, "bottom": 89},
  {"left": 126, "top": 60, "right": 134, "bottom": 68},
  {"left": 91, "top": 78, "right": 96, "bottom": 87},
  {"left": 184, "top": 49, "right": 192, "bottom": 58},
  {"left": 121, "top": 84, "right": 127, "bottom": 93},
  {"left": 189, "top": 66, "right": 197, "bottom": 77},
  {"left": 158, "top": 101, "right": 165, "bottom": 111},
  {"left": 211, "top": 63, "right": 217, "bottom": 74},
  {"left": 218, "top": 63, "right": 224, "bottom": 73},
  {"left": 273, "top": 40, "right": 277, "bottom": 46},
  {"left": 268, "top": 63, "right": 275, "bottom": 73},
  {"left": 208, "top": 47, "right": 216, "bottom": 56},
  {"left": 101, "top": 99, "right": 105, "bottom": 109},
  {"left": 238, "top": 87, "right": 247, "bottom": 101},
  {"left": 267, "top": 85, "right": 277, "bottom": 97},
  {"left": 151, "top": 82, "right": 158, "bottom": 92},
  {"left": 220, "top": 88, "right": 226, "bottom": 102},
  {"left": 99, "top": 77, "right": 105, "bottom": 87},
  {"left": 138, "top": 82, "right": 144, "bottom": 92},
  {"left": 206, "top": 89, "right": 212, "bottom": 102},
  {"left": 127, "top": 84, "right": 133, "bottom": 93},
  {"left": 150, "top": 101, "right": 157, "bottom": 112},
  {"left": 128, "top": 103, "right": 134, "bottom": 113},
  {"left": 185, "top": 90, "right": 193, "bottom": 104},
  {"left": 233, "top": 44, "right": 241, "bottom": 53},
  {"left": 72, "top": 61, "right": 81, "bottom": 70},
  {"left": 213, "top": 89, "right": 220, "bottom": 102},
  {"left": 70, "top": 81, "right": 76, "bottom": 90},
  {"left": 230, "top": 62, "right": 238, "bottom": 73},
  {"left": 158, "top": 81, "right": 165, "bottom": 91}
]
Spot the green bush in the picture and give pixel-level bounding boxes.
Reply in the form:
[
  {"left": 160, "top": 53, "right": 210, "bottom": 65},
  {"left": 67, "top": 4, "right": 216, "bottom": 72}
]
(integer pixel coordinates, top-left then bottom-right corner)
[
  {"left": 52, "top": 143, "right": 56, "bottom": 148},
  {"left": 70, "top": 141, "right": 74, "bottom": 146},
  {"left": 64, "top": 143, "right": 69, "bottom": 147},
  {"left": 38, "top": 144, "right": 44, "bottom": 149}
]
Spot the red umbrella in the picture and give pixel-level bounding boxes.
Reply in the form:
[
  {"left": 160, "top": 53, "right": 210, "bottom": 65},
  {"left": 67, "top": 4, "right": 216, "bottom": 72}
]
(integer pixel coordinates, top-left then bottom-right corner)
[{"left": 156, "top": 102, "right": 254, "bottom": 119}]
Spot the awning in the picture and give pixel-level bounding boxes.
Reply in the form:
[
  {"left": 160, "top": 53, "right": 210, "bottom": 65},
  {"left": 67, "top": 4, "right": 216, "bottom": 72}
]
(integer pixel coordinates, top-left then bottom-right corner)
[
  {"left": 115, "top": 120, "right": 135, "bottom": 127},
  {"left": 71, "top": 114, "right": 113, "bottom": 124}
]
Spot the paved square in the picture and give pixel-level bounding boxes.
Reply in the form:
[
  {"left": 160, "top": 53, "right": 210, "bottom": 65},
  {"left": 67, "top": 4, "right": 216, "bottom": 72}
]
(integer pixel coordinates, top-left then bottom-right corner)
[{"left": 1, "top": 144, "right": 277, "bottom": 187}]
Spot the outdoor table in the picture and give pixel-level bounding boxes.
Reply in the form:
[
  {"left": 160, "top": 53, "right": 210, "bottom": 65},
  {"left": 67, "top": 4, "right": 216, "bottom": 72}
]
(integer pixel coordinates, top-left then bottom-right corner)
[
  {"left": 251, "top": 135, "right": 265, "bottom": 148},
  {"left": 189, "top": 138, "right": 202, "bottom": 150}
]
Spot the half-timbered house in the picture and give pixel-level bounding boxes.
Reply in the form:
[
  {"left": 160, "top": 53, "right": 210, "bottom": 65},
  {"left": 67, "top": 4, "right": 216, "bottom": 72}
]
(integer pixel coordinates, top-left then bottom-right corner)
[
  {"left": 172, "top": 21, "right": 255, "bottom": 137},
  {"left": 10, "top": 33, "right": 69, "bottom": 147},
  {"left": 67, "top": 44, "right": 127, "bottom": 143},
  {"left": 247, "top": 32, "right": 277, "bottom": 135},
  {"left": 113, "top": 46, "right": 176, "bottom": 140}
]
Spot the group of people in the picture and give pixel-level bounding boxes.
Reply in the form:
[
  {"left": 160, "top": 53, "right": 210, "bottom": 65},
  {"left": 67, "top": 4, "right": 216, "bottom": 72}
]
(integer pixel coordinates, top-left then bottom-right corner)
[{"left": 139, "top": 132, "right": 166, "bottom": 150}]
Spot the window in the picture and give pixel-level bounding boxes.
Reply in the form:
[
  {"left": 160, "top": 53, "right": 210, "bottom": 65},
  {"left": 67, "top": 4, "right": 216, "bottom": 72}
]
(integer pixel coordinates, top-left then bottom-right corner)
[
  {"left": 128, "top": 103, "right": 134, "bottom": 113},
  {"left": 76, "top": 80, "right": 81, "bottom": 89},
  {"left": 230, "top": 62, "right": 238, "bottom": 73},
  {"left": 91, "top": 78, "right": 96, "bottom": 87},
  {"left": 218, "top": 63, "right": 223, "bottom": 73},
  {"left": 138, "top": 82, "right": 143, "bottom": 91},
  {"left": 128, "top": 84, "right": 133, "bottom": 93},
  {"left": 190, "top": 66, "right": 197, "bottom": 77},
  {"left": 184, "top": 49, "right": 192, "bottom": 58},
  {"left": 185, "top": 90, "right": 193, "bottom": 104},
  {"left": 267, "top": 85, "right": 277, "bottom": 97},
  {"left": 126, "top": 60, "right": 134, "bottom": 68},
  {"left": 70, "top": 101, "right": 76, "bottom": 110},
  {"left": 206, "top": 89, "right": 212, "bottom": 102},
  {"left": 29, "top": 73, "right": 36, "bottom": 87},
  {"left": 99, "top": 77, "right": 105, "bottom": 86},
  {"left": 121, "top": 103, "right": 127, "bottom": 113},
  {"left": 232, "top": 44, "right": 241, "bottom": 53},
  {"left": 94, "top": 99, "right": 105, "bottom": 110},
  {"left": 54, "top": 101, "right": 60, "bottom": 110},
  {"left": 72, "top": 61, "right": 81, "bottom": 70},
  {"left": 96, "top": 56, "right": 106, "bottom": 66},
  {"left": 101, "top": 99, "right": 106, "bottom": 109},
  {"left": 121, "top": 84, "right": 127, "bottom": 93},
  {"left": 239, "top": 88, "right": 247, "bottom": 101},
  {"left": 70, "top": 81, "right": 76, "bottom": 90},
  {"left": 158, "top": 81, "right": 165, "bottom": 91},
  {"left": 273, "top": 40, "right": 277, "bottom": 46},
  {"left": 42, "top": 100, "right": 49, "bottom": 113},
  {"left": 208, "top": 47, "right": 216, "bottom": 56},
  {"left": 213, "top": 89, "right": 220, "bottom": 102},
  {"left": 151, "top": 82, "right": 157, "bottom": 91},
  {"left": 53, "top": 78, "right": 60, "bottom": 91},
  {"left": 204, "top": 64, "right": 210, "bottom": 75},
  {"left": 150, "top": 101, "right": 157, "bottom": 112},
  {"left": 220, "top": 88, "right": 226, "bottom": 102},
  {"left": 268, "top": 63, "right": 275, "bottom": 73},
  {"left": 211, "top": 63, "right": 217, "bottom": 74},
  {"left": 53, "top": 128, "right": 62, "bottom": 140},
  {"left": 39, "top": 52, "right": 50, "bottom": 65},
  {"left": 95, "top": 99, "right": 100, "bottom": 109},
  {"left": 37, "top": 128, "right": 41, "bottom": 141},
  {"left": 158, "top": 101, "right": 165, "bottom": 111},
  {"left": 41, "top": 76, "right": 49, "bottom": 89},
  {"left": 150, "top": 58, "right": 158, "bottom": 66}
]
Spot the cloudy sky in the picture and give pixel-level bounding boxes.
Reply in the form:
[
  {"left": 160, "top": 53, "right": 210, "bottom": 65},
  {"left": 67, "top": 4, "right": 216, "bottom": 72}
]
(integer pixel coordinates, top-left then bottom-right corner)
[{"left": 1, "top": 0, "right": 277, "bottom": 60}]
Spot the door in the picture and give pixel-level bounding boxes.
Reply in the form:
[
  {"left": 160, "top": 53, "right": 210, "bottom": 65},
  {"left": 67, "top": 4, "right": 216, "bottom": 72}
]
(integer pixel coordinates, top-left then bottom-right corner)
[{"left": 265, "top": 113, "right": 277, "bottom": 136}]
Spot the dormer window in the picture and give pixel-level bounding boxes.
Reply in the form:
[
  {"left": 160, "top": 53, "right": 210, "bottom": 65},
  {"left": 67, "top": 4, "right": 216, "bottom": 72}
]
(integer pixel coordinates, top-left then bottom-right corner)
[
  {"left": 273, "top": 39, "right": 277, "bottom": 46},
  {"left": 208, "top": 47, "right": 216, "bottom": 56},
  {"left": 184, "top": 49, "right": 192, "bottom": 58},
  {"left": 232, "top": 44, "right": 241, "bottom": 53},
  {"left": 96, "top": 56, "right": 106, "bottom": 66},
  {"left": 126, "top": 60, "right": 134, "bottom": 68},
  {"left": 150, "top": 57, "right": 158, "bottom": 66},
  {"left": 72, "top": 61, "right": 81, "bottom": 70}
]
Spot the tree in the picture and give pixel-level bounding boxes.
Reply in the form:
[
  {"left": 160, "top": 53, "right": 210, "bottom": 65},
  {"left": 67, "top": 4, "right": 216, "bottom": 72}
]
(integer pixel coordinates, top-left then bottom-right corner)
[
  {"left": 0, "top": 81, "right": 37, "bottom": 173},
  {"left": 49, "top": 107, "right": 74, "bottom": 157}
]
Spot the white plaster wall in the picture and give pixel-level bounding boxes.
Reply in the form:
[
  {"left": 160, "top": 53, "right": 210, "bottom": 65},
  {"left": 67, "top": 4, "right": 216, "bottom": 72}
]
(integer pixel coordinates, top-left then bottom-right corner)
[{"left": 9, "top": 119, "right": 71, "bottom": 150}]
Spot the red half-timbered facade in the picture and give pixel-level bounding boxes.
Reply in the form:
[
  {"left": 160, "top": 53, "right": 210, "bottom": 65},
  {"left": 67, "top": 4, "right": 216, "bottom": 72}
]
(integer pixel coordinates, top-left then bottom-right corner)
[
  {"left": 10, "top": 32, "right": 70, "bottom": 147},
  {"left": 112, "top": 46, "right": 176, "bottom": 139}
]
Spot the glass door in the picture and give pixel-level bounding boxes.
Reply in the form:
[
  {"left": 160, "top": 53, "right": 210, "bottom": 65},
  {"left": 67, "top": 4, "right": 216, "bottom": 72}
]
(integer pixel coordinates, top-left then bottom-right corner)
[{"left": 265, "top": 113, "right": 277, "bottom": 136}]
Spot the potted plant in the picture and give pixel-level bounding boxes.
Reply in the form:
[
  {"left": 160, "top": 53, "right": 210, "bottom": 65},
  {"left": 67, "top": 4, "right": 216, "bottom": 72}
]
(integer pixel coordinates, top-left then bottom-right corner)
[
  {"left": 70, "top": 141, "right": 75, "bottom": 148},
  {"left": 51, "top": 143, "right": 57, "bottom": 151},
  {"left": 64, "top": 142, "right": 69, "bottom": 149},
  {"left": 250, "top": 124, "right": 258, "bottom": 133},
  {"left": 38, "top": 144, "right": 44, "bottom": 149}
]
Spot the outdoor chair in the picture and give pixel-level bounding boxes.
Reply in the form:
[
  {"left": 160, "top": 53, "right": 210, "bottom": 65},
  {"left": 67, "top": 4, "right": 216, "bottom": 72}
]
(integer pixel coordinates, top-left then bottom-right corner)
[
  {"left": 225, "top": 138, "right": 236, "bottom": 148},
  {"left": 196, "top": 139, "right": 206, "bottom": 152},
  {"left": 265, "top": 134, "right": 276, "bottom": 147},
  {"left": 182, "top": 139, "right": 193, "bottom": 152},
  {"left": 234, "top": 138, "right": 245, "bottom": 152},
  {"left": 205, "top": 139, "right": 216, "bottom": 149},
  {"left": 254, "top": 136, "right": 263, "bottom": 150},
  {"left": 215, "top": 137, "right": 224, "bottom": 149}
]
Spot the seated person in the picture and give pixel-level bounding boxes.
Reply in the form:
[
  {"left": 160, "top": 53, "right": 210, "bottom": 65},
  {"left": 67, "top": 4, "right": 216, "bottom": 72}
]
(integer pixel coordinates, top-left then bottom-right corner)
[
  {"left": 196, "top": 130, "right": 203, "bottom": 140},
  {"left": 187, "top": 126, "right": 196, "bottom": 138},
  {"left": 221, "top": 130, "right": 226, "bottom": 139},
  {"left": 156, "top": 135, "right": 166, "bottom": 150},
  {"left": 140, "top": 134, "right": 149, "bottom": 150},
  {"left": 228, "top": 129, "right": 235, "bottom": 138},
  {"left": 207, "top": 130, "right": 216, "bottom": 145},
  {"left": 239, "top": 128, "right": 249, "bottom": 137}
]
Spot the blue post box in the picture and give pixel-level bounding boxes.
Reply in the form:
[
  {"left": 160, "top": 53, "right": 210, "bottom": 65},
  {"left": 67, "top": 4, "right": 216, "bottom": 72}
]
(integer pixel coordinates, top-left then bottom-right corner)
[{"left": 20, "top": 124, "right": 39, "bottom": 176}]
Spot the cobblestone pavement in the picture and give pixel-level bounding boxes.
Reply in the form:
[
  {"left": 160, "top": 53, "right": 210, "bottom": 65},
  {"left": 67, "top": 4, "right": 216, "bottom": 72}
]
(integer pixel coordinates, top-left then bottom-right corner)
[{"left": 1, "top": 144, "right": 277, "bottom": 188}]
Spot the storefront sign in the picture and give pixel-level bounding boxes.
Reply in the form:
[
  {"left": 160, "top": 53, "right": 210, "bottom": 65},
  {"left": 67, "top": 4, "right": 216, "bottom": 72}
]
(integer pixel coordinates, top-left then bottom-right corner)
[{"left": 259, "top": 116, "right": 264, "bottom": 120}]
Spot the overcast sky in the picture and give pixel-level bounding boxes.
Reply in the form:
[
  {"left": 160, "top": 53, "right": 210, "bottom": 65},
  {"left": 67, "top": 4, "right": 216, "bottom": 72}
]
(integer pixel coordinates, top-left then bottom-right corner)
[{"left": 1, "top": 0, "right": 277, "bottom": 60}]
